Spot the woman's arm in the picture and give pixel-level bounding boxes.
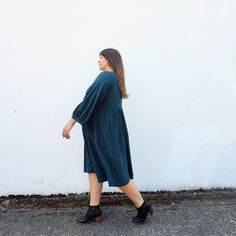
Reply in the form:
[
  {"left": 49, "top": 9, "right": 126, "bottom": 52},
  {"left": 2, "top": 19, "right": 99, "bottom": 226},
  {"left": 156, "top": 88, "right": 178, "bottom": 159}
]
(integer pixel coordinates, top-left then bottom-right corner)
[
  {"left": 62, "top": 118, "right": 77, "bottom": 139},
  {"left": 68, "top": 118, "right": 77, "bottom": 126},
  {"left": 71, "top": 72, "right": 111, "bottom": 125}
]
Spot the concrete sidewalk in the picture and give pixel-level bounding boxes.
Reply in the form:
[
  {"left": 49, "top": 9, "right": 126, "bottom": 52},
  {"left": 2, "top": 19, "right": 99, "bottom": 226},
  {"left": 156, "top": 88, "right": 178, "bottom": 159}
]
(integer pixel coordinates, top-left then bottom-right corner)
[{"left": 0, "top": 189, "right": 236, "bottom": 236}]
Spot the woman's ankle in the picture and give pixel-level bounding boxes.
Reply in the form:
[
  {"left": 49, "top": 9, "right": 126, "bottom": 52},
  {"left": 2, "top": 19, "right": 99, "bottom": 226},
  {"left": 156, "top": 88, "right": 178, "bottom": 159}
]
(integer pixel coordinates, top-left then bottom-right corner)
[
  {"left": 89, "top": 203, "right": 100, "bottom": 206},
  {"left": 135, "top": 199, "right": 145, "bottom": 208}
]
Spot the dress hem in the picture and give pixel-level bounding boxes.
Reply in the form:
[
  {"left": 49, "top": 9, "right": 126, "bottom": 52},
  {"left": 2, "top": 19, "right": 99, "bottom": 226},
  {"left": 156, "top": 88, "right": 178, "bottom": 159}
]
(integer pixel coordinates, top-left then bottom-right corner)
[{"left": 84, "top": 171, "right": 133, "bottom": 187}]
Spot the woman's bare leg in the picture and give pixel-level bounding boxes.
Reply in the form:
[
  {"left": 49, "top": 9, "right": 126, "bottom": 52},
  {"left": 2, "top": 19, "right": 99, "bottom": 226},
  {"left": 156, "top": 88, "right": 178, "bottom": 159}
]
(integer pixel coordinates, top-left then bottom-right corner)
[
  {"left": 88, "top": 173, "right": 103, "bottom": 205},
  {"left": 118, "top": 179, "right": 144, "bottom": 208}
]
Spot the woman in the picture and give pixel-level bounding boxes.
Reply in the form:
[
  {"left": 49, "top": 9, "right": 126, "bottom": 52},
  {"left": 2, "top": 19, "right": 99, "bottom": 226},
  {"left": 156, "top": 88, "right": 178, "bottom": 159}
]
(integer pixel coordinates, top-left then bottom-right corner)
[{"left": 62, "top": 48, "right": 154, "bottom": 224}]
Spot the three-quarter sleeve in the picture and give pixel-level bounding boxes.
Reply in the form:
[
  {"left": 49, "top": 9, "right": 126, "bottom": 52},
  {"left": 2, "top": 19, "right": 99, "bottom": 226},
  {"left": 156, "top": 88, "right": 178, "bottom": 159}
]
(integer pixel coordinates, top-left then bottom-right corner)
[{"left": 72, "top": 72, "right": 111, "bottom": 125}]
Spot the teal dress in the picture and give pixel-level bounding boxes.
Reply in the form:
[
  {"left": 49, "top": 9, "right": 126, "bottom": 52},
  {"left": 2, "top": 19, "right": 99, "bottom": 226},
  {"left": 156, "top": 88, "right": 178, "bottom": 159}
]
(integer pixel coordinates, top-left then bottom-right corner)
[{"left": 72, "top": 71, "right": 134, "bottom": 187}]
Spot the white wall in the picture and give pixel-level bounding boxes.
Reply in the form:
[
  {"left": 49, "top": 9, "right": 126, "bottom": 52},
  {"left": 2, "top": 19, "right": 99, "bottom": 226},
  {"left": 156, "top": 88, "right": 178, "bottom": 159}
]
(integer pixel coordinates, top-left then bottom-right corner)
[{"left": 0, "top": 0, "right": 236, "bottom": 196}]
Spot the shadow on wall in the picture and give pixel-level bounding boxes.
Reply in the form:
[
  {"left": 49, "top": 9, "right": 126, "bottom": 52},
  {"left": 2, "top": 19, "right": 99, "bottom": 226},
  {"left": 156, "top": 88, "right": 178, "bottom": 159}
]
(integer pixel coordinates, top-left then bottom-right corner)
[
  {"left": 159, "top": 124, "right": 236, "bottom": 189},
  {"left": 208, "top": 142, "right": 236, "bottom": 187}
]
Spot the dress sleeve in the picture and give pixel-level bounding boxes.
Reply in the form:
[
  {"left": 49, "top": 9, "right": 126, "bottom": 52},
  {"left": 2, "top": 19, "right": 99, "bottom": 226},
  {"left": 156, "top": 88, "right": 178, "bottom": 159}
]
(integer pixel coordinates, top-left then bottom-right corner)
[{"left": 71, "top": 72, "right": 111, "bottom": 125}]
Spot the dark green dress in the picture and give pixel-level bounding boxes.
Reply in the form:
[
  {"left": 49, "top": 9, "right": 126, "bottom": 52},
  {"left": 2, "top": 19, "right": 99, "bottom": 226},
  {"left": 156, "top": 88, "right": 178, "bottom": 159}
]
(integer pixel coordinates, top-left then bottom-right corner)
[{"left": 72, "top": 71, "right": 134, "bottom": 187}]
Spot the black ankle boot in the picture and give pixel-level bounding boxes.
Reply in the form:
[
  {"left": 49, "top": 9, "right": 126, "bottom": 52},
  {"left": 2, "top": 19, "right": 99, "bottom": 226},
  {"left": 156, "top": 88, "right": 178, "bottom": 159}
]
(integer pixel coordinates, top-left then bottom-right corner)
[
  {"left": 76, "top": 205, "right": 103, "bottom": 224},
  {"left": 132, "top": 200, "right": 154, "bottom": 223}
]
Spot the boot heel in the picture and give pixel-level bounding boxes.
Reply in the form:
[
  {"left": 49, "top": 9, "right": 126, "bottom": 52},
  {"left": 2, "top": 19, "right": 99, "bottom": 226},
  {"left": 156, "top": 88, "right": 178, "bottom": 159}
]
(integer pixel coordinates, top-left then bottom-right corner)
[
  {"left": 149, "top": 207, "right": 154, "bottom": 215},
  {"left": 95, "top": 215, "right": 103, "bottom": 222}
]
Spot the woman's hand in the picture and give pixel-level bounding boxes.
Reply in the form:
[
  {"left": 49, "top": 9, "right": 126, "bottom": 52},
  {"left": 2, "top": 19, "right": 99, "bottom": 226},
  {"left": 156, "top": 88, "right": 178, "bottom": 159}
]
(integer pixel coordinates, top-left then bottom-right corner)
[{"left": 62, "top": 119, "right": 76, "bottom": 139}]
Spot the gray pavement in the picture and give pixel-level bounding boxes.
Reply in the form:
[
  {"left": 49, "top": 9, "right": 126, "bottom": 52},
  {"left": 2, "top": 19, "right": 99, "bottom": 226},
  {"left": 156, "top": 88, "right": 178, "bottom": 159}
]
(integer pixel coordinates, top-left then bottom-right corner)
[{"left": 0, "top": 189, "right": 236, "bottom": 236}]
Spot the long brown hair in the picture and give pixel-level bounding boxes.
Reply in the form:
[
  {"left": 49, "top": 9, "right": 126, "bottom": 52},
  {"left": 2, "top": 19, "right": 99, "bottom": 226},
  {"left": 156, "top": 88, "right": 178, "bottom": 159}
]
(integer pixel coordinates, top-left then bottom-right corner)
[{"left": 99, "top": 48, "right": 129, "bottom": 99}]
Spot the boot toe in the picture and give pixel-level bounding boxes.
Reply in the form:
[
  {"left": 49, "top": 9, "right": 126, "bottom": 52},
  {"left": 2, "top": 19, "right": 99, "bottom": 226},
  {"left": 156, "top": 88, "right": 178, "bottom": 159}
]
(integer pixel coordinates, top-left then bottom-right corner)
[{"left": 132, "top": 216, "right": 146, "bottom": 223}]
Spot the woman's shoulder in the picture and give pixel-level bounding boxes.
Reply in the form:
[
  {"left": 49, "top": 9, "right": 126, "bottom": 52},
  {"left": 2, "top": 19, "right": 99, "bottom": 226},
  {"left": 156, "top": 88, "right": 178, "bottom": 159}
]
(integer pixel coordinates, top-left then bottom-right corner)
[
  {"left": 99, "top": 70, "right": 117, "bottom": 77},
  {"left": 96, "top": 71, "right": 117, "bottom": 83}
]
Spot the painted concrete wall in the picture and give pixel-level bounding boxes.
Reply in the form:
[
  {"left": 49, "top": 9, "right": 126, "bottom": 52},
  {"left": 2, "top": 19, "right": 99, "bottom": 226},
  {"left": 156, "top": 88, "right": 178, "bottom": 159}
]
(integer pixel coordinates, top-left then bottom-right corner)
[{"left": 0, "top": 0, "right": 236, "bottom": 196}]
